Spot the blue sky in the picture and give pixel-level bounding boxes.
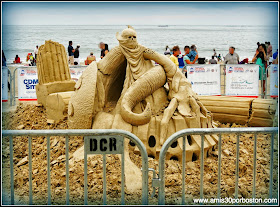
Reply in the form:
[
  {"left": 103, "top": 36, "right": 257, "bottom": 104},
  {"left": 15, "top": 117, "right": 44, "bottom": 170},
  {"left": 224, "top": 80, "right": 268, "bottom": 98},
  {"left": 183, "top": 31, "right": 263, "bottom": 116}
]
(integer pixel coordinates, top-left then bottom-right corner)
[{"left": 2, "top": 1, "right": 278, "bottom": 25}]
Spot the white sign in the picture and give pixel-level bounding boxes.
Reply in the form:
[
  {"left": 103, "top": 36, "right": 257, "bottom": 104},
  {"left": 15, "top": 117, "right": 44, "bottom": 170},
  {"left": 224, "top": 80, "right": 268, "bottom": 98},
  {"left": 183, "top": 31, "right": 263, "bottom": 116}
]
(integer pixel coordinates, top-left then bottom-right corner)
[
  {"left": 2, "top": 67, "right": 9, "bottom": 102},
  {"left": 18, "top": 66, "right": 86, "bottom": 101},
  {"left": 225, "top": 65, "right": 259, "bottom": 97},
  {"left": 18, "top": 67, "right": 38, "bottom": 101},
  {"left": 269, "top": 64, "right": 278, "bottom": 97},
  {"left": 185, "top": 64, "right": 221, "bottom": 95}
]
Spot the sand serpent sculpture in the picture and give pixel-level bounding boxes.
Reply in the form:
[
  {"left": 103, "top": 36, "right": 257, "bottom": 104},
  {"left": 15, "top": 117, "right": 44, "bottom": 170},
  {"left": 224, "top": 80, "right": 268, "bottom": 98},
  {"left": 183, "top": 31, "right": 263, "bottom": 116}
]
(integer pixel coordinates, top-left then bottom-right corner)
[{"left": 36, "top": 26, "right": 219, "bottom": 191}]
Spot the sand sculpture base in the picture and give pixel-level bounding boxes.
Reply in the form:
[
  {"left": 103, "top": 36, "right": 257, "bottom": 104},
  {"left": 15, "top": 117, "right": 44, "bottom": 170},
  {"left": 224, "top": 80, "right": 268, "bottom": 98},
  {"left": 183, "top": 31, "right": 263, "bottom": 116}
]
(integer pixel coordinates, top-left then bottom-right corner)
[{"left": 46, "top": 91, "right": 74, "bottom": 121}]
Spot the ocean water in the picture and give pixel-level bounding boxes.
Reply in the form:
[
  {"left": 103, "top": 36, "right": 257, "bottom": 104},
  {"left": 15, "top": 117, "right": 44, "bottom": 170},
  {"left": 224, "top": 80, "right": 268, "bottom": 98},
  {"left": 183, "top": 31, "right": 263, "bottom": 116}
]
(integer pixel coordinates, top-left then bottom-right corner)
[{"left": 2, "top": 25, "right": 278, "bottom": 63}]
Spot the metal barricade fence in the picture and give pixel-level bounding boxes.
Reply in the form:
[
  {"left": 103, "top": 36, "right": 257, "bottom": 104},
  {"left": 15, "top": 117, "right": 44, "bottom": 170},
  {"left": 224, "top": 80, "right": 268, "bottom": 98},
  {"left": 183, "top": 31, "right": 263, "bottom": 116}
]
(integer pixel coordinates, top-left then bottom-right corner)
[
  {"left": 2, "top": 129, "right": 149, "bottom": 205},
  {"left": 156, "top": 127, "right": 278, "bottom": 205},
  {"left": 9, "top": 65, "right": 88, "bottom": 106},
  {"left": 264, "top": 64, "right": 278, "bottom": 99},
  {"left": 7, "top": 64, "right": 273, "bottom": 106}
]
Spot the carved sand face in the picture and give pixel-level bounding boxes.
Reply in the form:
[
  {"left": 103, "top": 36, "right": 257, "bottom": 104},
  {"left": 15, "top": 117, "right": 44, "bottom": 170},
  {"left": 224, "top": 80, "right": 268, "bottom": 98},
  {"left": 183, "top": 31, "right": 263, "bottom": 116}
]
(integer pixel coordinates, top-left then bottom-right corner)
[{"left": 117, "top": 28, "right": 138, "bottom": 49}]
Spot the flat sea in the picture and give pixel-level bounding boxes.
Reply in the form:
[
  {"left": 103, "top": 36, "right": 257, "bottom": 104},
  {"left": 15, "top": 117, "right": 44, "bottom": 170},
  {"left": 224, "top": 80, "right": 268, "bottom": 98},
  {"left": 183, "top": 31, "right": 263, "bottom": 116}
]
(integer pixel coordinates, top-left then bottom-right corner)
[{"left": 2, "top": 25, "right": 278, "bottom": 63}]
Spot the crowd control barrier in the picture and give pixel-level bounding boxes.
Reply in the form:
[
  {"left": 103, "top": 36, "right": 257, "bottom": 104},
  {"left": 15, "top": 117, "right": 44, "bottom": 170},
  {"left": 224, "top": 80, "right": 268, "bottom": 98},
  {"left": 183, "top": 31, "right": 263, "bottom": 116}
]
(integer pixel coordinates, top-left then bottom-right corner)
[
  {"left": 156, "top": 127, "right": 278, "bottom": 205},
  {"left": 10, "top": 65, "right": 87, "bottom": 106},
  {"left": 183, "top": 64, "right": 272, "bottom": 98},
  {"left": 2, "top": 127, "right": 278, "bottom": 205},
  {"left": 2, "top": 129, "right": 149, "bottom": 205},
  {"left": 6, "top": 64, "right": 277, "bottom": 106},
  {"left": 266, "top": 64, "right": 279, "bottom": 98}
]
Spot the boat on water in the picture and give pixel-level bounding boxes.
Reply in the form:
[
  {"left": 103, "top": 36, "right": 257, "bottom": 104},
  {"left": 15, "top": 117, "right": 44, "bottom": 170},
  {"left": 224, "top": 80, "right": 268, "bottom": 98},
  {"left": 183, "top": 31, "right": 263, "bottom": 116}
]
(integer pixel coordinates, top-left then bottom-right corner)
[{"left": 158, "top": 25, "right": 168, "bottom": 27}]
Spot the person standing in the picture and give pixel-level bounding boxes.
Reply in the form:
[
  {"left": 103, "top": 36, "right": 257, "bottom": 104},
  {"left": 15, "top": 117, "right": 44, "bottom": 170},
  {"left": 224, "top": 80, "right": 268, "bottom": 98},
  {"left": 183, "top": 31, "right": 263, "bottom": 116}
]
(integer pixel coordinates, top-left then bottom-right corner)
[
  {"left": 29, "top": 53, "right": 35, "bottom": 66},
  {"left": 169, "top": 45, "right": 180, "bottom": 67},
  {"left": 99, "top": 42, "right": 106, "bottom": 59},
  {"left": 213, "top": 49, "right": 217, "bottom": 57},
  {"left": 267, "top": 42, "right": 272, "bottom": 58},
  {"left": 2, "top": 50, "right": 6, "bottom": 66},
  {"left": 187, "top": 45, "right": 198, "bottom": 62},
  {"left": 164, "top": 45, "right": 171, "bottom": 56},
  {"left": 34, "top": 45, "right": 39, "bottom": 61},
  {"left": 2, "top": 50, "right": 10, "bottom": 91},
  {"left": 182, "top": 45, "right": 196, "bottom": 78},
  {"left": 104, "top": 44, "right": 109, "bottom": 56},
  {"left": 74, "top": 44, "right": 80, "bottom": 65},
  {"left": 265, "top": 42, "right": 269, "bottom": 51},
  {"left": 209, "top": 56, "right": 217, "bottom": 64},
  {"left": 68, "top": 41, "right": 75, "bottom": 65},
  {"left": 224, "top": 46, "right": 239, "bottom": 64},
  {"left": 252, "top": 43, "right": 267, "bottom": 94},
  {"left": 183, "top": 45, "right": 197, "bottom": 66},
  {"left": 217, "top": 54, "right": 222, "bottom": 62}
]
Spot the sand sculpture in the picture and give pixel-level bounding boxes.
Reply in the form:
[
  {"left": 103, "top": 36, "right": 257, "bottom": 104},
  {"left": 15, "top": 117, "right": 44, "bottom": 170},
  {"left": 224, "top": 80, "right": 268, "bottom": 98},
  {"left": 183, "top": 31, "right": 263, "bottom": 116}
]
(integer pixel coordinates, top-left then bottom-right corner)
[
  {"left": 67, "top": 25, "right": 218, "bottom": 162},
  {"left": 35, "top": 27, "right": 219, "bottom": 192},
  {"left": 33, "top": 27, "right": 277, "bottom": 193}
]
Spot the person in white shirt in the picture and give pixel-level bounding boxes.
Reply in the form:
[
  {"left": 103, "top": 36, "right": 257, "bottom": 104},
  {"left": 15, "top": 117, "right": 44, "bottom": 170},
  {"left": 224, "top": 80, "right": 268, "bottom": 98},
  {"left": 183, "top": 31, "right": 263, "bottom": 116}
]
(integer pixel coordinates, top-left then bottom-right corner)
[{"left": 224, "top": 46, "right": 239, "bottom": 64}]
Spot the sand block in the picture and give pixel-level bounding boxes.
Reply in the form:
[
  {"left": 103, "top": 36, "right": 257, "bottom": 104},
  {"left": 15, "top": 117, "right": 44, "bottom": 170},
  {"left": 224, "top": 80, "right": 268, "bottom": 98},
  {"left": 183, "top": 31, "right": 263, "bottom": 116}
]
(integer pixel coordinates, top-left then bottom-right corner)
[
  {"left": 198, "top": 95, "right": 254, "bottom": 102},
  {"left": 252, "top": 98, "right": 277, "bottom": 110},
  {"left": 200, "top": 100, "right": 251, "bottom": 108},
  {"left": 205, "top": 106, "right": 250, "bottom": 116},
  {"left": 46, "top": 91, "right": 74, "bottom": 122},
  {"left": 36, "top": 80, "right": 76, "bottom": 106},
  {"left": 251, "top": 109, "right": 274, "bottom": 119},
  {"left": 212, "top": 113, "right": 248, "bottom": 125},
  {"left": 249, "top": 99, "right": 277, "bottom": 126},
  {"left": 248, "top": 117, "right": 274, "bottom": 127}
]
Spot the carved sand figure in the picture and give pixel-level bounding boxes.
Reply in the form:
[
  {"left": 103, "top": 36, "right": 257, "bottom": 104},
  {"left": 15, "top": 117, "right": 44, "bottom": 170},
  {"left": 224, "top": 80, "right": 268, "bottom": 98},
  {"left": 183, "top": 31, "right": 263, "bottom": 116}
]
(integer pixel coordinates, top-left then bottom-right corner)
[
  {"left": 36, "top": 26, "right": 219, "bottom": 192},
  {"left": 66, "top": 26, "right": 219, "bottom": 191}
]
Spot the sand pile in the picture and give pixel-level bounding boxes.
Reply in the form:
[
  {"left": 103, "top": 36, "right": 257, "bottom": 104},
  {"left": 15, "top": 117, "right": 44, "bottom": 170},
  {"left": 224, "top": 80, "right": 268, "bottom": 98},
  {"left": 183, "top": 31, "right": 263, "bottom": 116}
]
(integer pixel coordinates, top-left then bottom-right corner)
[{"left": 2, "top": 103, "right": 278, "bottom": 205}]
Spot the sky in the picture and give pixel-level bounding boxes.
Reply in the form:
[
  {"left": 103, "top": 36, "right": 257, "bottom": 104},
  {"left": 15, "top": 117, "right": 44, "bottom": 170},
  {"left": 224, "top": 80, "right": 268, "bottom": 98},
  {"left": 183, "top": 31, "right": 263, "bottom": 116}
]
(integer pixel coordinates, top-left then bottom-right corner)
[{"left": 1, "top": 1, "right": 279, "bottom": 26}]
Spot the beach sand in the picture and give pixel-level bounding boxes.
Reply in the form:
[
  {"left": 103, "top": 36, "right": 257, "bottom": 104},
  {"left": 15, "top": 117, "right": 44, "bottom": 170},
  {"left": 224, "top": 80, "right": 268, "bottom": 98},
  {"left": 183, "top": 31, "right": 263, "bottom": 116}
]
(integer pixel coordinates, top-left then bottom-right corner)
[{"left": 1, "top": 104, "right": 278, "bottom": 205}]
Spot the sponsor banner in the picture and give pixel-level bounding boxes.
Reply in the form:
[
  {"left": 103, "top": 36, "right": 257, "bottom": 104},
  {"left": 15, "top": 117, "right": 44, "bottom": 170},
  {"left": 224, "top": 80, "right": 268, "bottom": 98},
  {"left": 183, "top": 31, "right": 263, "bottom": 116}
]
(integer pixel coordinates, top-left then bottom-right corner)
[
  {"left": 2, "top": 67, "right": 9, "bottom": 102},
  {"left": 225, "top": 65, "right": 259, "bottom": 97},
  {"left": 186, "top": 64, "right": 221, "bottom": 95},
  {"left": 18, "top": 66, "right": 86, "bottom": 101},
  {"left": 269, "top": 64, "right": 278, "bottom": 97},
  {"left": 18, "top": 67, "right": 38, "bottom": 100}
]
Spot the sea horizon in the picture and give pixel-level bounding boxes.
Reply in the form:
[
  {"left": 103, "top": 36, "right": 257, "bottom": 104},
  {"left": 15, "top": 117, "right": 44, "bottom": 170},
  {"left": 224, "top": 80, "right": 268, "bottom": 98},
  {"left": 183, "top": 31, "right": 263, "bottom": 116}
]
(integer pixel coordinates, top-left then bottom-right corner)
[{"left": 2, "top": 24, "right": 278, "bottom": 63}]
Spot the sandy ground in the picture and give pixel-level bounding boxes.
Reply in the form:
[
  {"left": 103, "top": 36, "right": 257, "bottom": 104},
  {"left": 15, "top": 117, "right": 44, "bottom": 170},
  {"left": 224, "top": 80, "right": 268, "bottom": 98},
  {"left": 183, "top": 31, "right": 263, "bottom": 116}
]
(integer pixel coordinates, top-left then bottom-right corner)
[{"left": 1, "top": 103, "right": 278, "bottom": 205}]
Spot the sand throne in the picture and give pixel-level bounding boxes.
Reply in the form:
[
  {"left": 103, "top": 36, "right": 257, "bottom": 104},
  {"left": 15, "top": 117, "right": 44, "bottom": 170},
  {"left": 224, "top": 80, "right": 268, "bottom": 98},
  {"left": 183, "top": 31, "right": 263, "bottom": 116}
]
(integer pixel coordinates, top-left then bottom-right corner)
[{"left": 36, "top": 40, "right": 76, "bottom": 122}]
